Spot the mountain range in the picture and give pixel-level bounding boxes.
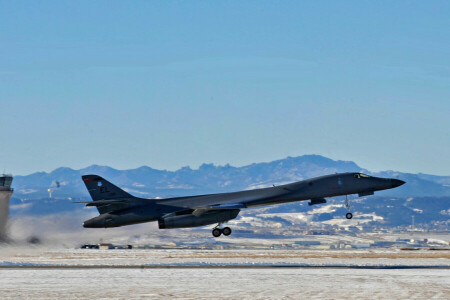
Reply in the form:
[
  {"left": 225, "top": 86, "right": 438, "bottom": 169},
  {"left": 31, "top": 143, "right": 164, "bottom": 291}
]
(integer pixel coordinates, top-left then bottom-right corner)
[
  {"left": 9, "top": 155, "right": 450, "bottom": 229},
  {"left": 11, "top": 155, "right": 450, "bottom": 199}
]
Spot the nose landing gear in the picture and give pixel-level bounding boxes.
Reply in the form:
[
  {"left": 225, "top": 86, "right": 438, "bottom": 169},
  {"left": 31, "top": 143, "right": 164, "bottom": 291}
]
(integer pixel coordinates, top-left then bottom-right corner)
[
  {"left": 212, "top": 223, "right": 232, "bottom": 237},
  {"left": 345, "top": 195, "right": 353, "bottom": 219}
]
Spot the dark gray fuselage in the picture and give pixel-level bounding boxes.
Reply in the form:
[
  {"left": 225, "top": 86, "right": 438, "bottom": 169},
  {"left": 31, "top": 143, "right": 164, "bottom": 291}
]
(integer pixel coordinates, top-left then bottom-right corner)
[{"left": 83, "top": 172, "right": 404, "bottom": 228}]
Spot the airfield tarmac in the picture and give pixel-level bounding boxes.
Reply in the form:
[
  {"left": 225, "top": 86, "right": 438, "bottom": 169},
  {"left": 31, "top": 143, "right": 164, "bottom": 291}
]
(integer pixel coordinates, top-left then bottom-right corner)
[{"left": 0, "top": 248, "right": 449, "bottom": 299}]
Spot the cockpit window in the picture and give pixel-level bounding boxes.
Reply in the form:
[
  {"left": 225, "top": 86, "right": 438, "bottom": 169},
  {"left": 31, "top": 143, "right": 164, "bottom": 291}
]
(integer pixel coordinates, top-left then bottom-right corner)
[{"left": 354, "top": 173, "right": 371, "bottom": 179}]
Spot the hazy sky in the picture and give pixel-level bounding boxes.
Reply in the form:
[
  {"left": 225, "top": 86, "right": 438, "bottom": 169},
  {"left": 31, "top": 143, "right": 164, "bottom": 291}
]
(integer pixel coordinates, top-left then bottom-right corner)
[{"left": 1, "top": 1, "right": 449, "bottom": 175}]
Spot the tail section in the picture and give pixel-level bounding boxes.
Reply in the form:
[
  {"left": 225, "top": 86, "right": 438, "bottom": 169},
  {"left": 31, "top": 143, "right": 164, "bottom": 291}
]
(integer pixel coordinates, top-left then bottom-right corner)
[{"left": 82, "top": 175, "right": 135, "bottom": 214}]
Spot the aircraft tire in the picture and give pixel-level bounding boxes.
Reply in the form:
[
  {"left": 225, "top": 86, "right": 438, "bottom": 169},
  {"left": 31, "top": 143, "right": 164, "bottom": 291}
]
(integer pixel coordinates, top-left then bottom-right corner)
[
  {"left": 212, "top": 228, "right": 222, "bottom": 237},
  {"left": 346, "top": 212, "right": 353, "bottom": 219},
  {"left": 222, "top": 227, "right": 232, "bottom": 236}
]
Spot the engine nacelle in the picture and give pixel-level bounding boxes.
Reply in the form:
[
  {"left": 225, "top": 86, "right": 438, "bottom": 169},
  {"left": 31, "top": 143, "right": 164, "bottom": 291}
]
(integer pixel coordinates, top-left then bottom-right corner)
[{"left": 158, "top": 209, "right": 240, "bottom": 229}]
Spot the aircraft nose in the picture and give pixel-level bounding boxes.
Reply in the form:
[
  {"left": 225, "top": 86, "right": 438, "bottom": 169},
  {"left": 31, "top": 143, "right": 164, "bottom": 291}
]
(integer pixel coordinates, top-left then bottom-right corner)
[{"left": 391, "top": 179, "right": 405, "bottom": 188}]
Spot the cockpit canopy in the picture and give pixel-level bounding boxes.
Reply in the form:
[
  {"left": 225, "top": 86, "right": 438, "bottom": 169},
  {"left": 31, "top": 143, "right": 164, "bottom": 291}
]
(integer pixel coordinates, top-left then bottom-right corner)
[{"left": 354, "top": 173, "right": 371, "bottom": 179}]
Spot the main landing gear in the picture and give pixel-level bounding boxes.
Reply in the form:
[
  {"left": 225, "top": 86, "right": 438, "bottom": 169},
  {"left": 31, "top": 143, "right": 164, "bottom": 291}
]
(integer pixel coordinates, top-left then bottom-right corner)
[
  {"left": 212, "top": 223, "right": 232, "bottom": 237},
  {"left": 345, "top": 195, "right": 353, "bottom": 219}
]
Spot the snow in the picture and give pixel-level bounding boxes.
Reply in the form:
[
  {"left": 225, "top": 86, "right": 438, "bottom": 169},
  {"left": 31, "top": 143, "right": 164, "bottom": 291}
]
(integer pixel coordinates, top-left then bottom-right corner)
[
  {"left": 0, "top": 248, "right": 449, "bottom": 267},
  {"left": 257, "top": 212, "right": 311, "bottom": 223},
  {"left": 320, "top": 212, "right": 384, "bottom": 227},
  {"left": 308, "top": 204, "right": 341, "bottom": 214},
  {"left": 0, "top": 267, "right": 448, "bottom": 299},
  {"left": 0, "top": 248, "right": 448, "bottom": 299}
]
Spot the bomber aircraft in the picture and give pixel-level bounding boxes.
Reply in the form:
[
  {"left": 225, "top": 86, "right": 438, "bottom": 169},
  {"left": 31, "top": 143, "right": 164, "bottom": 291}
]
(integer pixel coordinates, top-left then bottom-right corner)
[{"left": 80, "top": 173, "right": 405, "bottom": 237}]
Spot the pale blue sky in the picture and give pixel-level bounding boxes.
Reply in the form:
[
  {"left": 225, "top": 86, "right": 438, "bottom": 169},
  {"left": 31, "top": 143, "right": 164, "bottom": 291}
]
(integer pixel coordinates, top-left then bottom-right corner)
[{"left": 1, "top": 1, "right": 449, "bottom": 175}]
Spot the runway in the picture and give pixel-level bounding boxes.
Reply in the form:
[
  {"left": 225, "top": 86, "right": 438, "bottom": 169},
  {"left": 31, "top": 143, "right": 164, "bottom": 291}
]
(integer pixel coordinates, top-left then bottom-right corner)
[
  {"left": 1, "top": 248, "right": 448, "bottom": 299},
  {"left": 0, "top": 264, "right": 449, "bottom": 269},
  {"left": 1, "top": 267, "right": 448, "bottom": 299}
]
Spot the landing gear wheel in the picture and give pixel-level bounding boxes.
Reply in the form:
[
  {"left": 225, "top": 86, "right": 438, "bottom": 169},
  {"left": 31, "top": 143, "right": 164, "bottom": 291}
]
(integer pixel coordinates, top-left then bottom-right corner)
[
  {"left": 222, "top": 227, "right": 232, "bottom": 236},
  {"left": 212, "top": 228, "right": 222, "bottom": 237},
  {"left": 346, "top": 212, "right": 353, "bottom": 219}
]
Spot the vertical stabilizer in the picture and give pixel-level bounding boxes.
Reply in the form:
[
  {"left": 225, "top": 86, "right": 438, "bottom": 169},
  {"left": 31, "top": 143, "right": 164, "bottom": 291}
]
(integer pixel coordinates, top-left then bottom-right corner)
[{"left": 81, "top": 175, "right": 134, "bottom": 214}]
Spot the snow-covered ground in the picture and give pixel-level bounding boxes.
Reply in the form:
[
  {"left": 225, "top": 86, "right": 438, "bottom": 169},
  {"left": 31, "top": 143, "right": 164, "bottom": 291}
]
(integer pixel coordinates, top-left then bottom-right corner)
[
  {"left": 0, "top": 268, "right": 448, "bottom": 299},
  {"left": 0, "top": 248, "right": 448, "bottom": 299},
  {"left": 0, "top": 248, "right": 449, "bottom": 267}
]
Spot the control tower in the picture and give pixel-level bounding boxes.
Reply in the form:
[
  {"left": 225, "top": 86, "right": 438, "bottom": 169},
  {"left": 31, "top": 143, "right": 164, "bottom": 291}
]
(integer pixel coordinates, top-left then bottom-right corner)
[{"left": 0, "top": 175, "right": 13, "bottom": 241}]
